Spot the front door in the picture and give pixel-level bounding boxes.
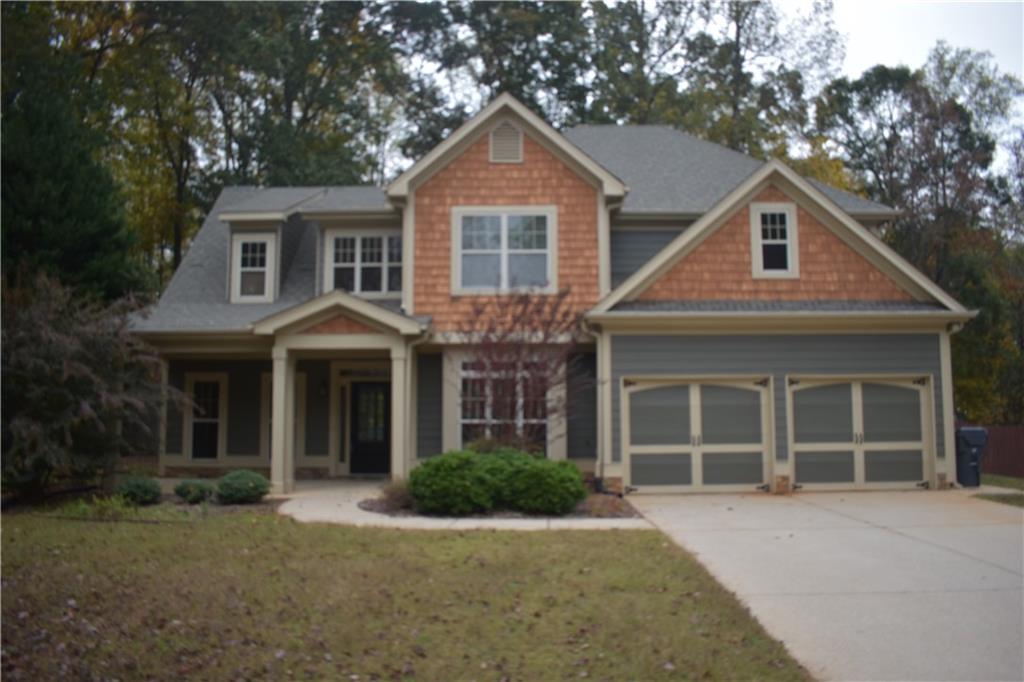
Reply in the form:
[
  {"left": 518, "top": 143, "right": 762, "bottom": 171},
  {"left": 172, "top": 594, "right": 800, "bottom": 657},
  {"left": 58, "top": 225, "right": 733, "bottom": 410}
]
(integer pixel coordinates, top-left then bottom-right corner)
[{"left": 350, "top": 382, "right": 390, "bottom": 475}]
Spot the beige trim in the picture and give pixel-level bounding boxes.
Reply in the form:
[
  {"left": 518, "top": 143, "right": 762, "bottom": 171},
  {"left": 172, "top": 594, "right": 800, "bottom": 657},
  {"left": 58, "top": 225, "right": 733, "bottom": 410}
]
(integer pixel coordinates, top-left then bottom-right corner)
[
  {"left": 786, "top": 375, "right": 936, "bottom": 491},
  {"left": 270, "top": 348, "right": 294, "bottom": 494},
  {"left": 402, "top": 190, "right": 415, "bottom": 314},
  {"left": 219, "top": 211, "right": 288, "bottom": 223},
  {"left": 230, "top": 232, "right": 277, "bottom": 303},
  {"left": 252, "top": 289, "right": 423, "bottom": 336},
  {"left": 588, "top": 311, "right": 974, "bottom": 334},
  {"left": 450, "top": 205, "right": 559, "bottom": 295},
  {"left": 320, "top": 226, "right": 403, "bottom": 298},
  {"left": 598, "top": 330, "right": 613, "bottom": 474},
  {"left": 749, "top": 202, "right": 799, "bottom": 279},
  {"left": 390, "top": 346, "right": 409, "bottom": 478},
  {"left": 593, "top": 159, "right": 968, "bottom": 314},
  {"left": 441, "top": 348, "right": 462, "bottom": 452},
  {"left": 387, "top": 93, "right": 627, "bottom": 199},
  {"left": 157, "top": 358, "right": 169, "bottom": 475},
  {"left": 260, "top": 371, "right": 307, "bottom": 461},
  {"left": 597, "top": 194, "right": 611, "bottom": 296},
  {"left": 939, "top": 331, "right": 957, "bottom": 484},
  {"left": 183, "top": 372, "right": 229, "bottom": 461}
]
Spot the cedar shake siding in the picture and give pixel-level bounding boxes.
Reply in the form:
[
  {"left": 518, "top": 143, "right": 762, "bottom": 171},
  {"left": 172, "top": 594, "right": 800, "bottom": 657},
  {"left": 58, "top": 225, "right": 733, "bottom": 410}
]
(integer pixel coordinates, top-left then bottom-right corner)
[
  {"left": 636, "top": 186, "right": 914, "bottom": 302},
  {"left": 412, "top": 132, "right": 600, "bottom": 330},
  {"left": 301, "top": 313, "right": 381, "bottom": 335}
]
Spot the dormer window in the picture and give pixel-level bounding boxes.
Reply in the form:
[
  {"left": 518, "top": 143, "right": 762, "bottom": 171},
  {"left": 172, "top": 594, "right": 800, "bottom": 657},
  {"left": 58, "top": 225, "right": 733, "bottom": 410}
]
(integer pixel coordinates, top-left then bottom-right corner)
[
  {"left": 489, "top": 120, "right": 523, "bottom": 163},
  {"left": 231, "top": 232, "right": 276, "bottom": 302},
  {"left": 750, "top": 203, "right": 799, "bottom": 278},
  {"left": 323, "top": 229, "right": 402, "bottom": 297}
]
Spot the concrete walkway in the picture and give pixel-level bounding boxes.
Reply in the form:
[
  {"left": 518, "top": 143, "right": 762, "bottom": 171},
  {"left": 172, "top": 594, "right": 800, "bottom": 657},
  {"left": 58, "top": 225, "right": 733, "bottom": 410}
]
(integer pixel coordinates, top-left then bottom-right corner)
[
  {"left": 276, "top": 480, "right": 653, "bottom": 530},
  {"left": 631, "top": 489, "right": 1024, "bottom": 682}
]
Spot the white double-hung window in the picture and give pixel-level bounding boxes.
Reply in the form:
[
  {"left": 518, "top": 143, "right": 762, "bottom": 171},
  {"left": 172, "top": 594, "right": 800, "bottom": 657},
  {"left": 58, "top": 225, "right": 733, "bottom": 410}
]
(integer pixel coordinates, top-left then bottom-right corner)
[
  {"left": 231, "top": 232, "right": 276, "bottom": 302},
  {"left": 459, "top": 360, "right": 548, "bottom": 452},
  {"left": 749, "top": 202, "right": 799, "bottom": 278},
  {"left": 323, "top": 229, "right": 402, "bottom": 296},
  {"left": 452, "top": 206, "right": 557, "bottom": 293}
]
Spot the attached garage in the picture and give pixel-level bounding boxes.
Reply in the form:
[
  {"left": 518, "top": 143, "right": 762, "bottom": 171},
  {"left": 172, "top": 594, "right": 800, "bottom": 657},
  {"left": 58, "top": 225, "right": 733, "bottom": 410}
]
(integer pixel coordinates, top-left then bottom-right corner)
[
  {"left": 623, "top": 378, "right": 772, "bottom": 492},
  {"left": 789, "top": 378, "right": 934, "bottom": 490}
]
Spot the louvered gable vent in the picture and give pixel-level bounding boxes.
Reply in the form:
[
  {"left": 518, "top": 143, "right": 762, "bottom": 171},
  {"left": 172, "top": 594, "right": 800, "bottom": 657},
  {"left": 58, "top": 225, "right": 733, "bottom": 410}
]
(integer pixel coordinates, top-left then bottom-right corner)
[{"left": 489, "top": 121, "right": 523, "bottom": 163}]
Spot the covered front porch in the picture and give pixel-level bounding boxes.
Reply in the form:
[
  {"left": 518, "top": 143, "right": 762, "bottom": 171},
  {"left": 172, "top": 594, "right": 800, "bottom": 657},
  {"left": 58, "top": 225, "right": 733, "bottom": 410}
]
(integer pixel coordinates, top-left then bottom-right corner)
[{"left": 155, "top": 290, "right": 428, "bottom": 494}]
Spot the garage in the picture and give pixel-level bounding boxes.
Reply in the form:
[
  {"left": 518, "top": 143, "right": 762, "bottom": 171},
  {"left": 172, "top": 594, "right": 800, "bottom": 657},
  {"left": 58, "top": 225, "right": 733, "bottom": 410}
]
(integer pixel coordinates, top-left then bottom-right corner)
[
  {"left": 788, "top": 378, "right": 933, "bottom": 490},
  {"left": 623, "top": 378, "right": 772, "bottom": 492}
]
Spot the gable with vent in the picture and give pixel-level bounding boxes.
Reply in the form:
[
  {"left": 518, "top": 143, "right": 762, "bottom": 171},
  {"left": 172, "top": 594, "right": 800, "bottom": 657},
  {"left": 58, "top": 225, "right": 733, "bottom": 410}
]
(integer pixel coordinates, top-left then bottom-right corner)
[{"left": 489, "top": 120, "right": 523, "bottom": 163}]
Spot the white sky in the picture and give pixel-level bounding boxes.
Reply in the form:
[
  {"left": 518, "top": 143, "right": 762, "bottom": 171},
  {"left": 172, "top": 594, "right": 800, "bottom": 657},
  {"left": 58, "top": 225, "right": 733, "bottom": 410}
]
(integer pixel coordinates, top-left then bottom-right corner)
[{"left": 831, "top": 0, "right": 1023, "bottom": 80}]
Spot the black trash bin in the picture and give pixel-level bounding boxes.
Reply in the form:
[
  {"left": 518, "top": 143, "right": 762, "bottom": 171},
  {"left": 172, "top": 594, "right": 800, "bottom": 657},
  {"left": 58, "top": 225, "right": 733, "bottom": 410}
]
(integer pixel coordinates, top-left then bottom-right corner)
[{"left": 955, "top": 427, "right": 988, "bottom": 487}]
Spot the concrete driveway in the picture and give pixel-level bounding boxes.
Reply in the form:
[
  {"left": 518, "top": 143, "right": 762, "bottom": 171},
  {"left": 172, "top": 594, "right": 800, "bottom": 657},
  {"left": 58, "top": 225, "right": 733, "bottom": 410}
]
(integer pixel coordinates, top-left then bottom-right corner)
[{"left": 631, "top": 490, "right": 1024, "bottom": 682}]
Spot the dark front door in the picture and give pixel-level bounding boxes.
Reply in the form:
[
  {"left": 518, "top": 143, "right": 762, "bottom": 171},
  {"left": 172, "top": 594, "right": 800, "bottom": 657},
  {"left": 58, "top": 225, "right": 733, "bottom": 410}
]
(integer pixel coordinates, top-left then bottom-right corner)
[{"left": 350, "top": 382, "right": 390, "bottom": 475}]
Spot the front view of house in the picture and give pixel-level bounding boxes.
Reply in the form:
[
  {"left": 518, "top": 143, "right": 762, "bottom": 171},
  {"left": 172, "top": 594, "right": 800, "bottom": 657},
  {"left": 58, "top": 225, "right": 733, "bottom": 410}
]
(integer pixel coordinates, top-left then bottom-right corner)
[{"left": 135, "top": 93, "right": 974, "bottom": 495}]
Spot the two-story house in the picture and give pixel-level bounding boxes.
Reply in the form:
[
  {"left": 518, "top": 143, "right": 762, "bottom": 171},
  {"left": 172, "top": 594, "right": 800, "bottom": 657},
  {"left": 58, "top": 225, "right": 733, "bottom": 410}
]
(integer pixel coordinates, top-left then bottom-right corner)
[{"left": 134, "top": 93, "right": 974, "bottom": 495}]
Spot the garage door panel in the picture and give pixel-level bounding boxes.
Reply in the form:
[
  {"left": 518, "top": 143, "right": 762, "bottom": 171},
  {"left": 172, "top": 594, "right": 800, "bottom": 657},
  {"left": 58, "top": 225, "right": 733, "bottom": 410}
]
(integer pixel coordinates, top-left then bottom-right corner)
[
  {"left": 703, "top": 451, "right": 765, "bottom": 485},
  {"left": 629, "top": 385, "right": 690, "bottom": 445},
  {"left": 865, "top": 449, "right": 923, "bottom": 482},
  {"left": 795, "top": 450, "right": 856, "bottom": 483},
  {"left": 862, "top": 383, "right": 922, "bottom": 443},
  {"left": 632, "top": 453, "right": 692, "bottom": 486},
  {"left": 793, "top": 384, "right": 854, "bottom": 443},
  {"left": 701, "top": 385, "right": 761, "bottom": 444}
]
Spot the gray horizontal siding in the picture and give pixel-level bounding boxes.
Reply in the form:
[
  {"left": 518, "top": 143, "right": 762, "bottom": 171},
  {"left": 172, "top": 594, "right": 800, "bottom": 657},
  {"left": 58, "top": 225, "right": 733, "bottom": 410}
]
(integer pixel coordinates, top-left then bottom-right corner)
[
  {"left": 417, "top": 353, "right": 443, "bottom": 458},
  {"left": 567, "top": 352, "right": 597, "bottom": 460},
  {"left": 296, "top": 359, "right": 329, "bottom": 456},
  {"left": 610, "top": 334, "right": 944, "bottom": 463},
  {"left": 610, "top": 229, "right": 682, "bottom": 287},
  {"left": 167, "top": 359, "right": 271, "bottom": 456}
]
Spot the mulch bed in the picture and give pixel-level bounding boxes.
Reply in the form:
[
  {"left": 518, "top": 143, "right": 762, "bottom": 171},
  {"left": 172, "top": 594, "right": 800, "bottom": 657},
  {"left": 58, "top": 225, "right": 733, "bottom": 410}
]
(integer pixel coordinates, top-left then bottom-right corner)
[{"left": 358, "top": 492, "right": 640, "bottom": 519}]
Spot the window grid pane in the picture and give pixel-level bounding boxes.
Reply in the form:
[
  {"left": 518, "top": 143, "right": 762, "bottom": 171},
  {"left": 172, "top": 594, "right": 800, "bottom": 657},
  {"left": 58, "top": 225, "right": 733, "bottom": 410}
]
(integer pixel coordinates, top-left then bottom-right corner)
[
  {"left": 460, "top": 212, "right": 550, "bottom": 290},
  {"left": 361, "top": 237, "right": 383, "bottom": 264},
  {"left": 334, "top": 237, "right": 356, "bottom": 264},
  {"left": 240, "top": 241, "right": 267, "bottom": 269}
]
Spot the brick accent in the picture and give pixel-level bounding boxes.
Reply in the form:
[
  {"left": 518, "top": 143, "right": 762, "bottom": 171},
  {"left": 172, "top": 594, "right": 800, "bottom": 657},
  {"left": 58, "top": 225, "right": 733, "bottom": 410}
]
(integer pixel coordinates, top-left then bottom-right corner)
[
  {"left": 637, "top": 185, "right": 914, "bottom": 302},
  {"left": 413, "top": 132, "right": 600, "bottom": 330},
  {"left": 301, "top": 313, "right": 379, "bottom": 335}
]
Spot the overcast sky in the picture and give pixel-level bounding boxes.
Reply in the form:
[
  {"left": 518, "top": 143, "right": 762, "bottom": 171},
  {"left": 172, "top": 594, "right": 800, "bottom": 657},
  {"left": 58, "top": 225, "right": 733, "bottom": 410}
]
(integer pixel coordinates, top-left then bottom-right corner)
[{"left": 831, "top": 0, "right": 1023, "bottom": 80}]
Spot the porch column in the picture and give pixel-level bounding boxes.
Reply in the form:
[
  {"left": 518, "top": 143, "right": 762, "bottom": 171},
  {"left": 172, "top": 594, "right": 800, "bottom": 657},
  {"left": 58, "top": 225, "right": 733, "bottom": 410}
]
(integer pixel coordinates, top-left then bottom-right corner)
[
  {"left": 157, "top": 357, "right": 169, "bottom": 476},
  {"left": 390, "top": 345, "right": 408, "bottom": 480},
  {"left": 271, "top": 346, "right": 296, "bottom": 494}
]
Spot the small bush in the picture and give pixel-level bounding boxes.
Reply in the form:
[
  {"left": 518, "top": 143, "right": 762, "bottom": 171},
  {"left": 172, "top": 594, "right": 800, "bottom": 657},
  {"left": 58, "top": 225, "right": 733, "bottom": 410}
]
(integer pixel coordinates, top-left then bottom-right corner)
[
  {"left": 506, "top": 459, "right": 588, "bottom": 515},
  {"left": 115, "top": 475, "right": 162, "bottom": 506},
  {"left": 174, "top": 479, "right": 215, "bottom": 505},
  {"left": 476, "top": 451, "right": 535, "bottom": 509},
  {"left": 216, "top": 470, "right": 270, "bottom": 504},
  {"left": 407, "top": 451, "right": 493, "bottom": 516}
]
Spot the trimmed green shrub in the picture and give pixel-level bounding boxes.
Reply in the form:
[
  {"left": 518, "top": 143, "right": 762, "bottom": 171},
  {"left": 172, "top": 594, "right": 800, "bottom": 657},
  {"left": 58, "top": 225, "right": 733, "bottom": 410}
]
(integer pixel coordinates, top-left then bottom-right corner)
[
  {"left": 216, "top": 470, "right": 270, "bottom": 504},
  {"left": 115, "top": 475, "right": 161, "bottom": 506},
  {"left": 407, "top": 450, "right": 493, "bottom": 516},
  {"left": 505, "top": 459, "right": 588, "bottom": 516},
  {"left": 476, "top": 451, "right": 535, "bottom": 509},
  {"left": 174, "top": 479, "right": 215, "bottom": 505}
]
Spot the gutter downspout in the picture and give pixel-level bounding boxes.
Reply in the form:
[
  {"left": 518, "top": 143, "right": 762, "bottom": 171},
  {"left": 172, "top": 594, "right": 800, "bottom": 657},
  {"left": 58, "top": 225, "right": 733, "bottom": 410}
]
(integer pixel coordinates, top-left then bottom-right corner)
[{"left": 580, "top": 317, "right": 605, "bottom": 484}]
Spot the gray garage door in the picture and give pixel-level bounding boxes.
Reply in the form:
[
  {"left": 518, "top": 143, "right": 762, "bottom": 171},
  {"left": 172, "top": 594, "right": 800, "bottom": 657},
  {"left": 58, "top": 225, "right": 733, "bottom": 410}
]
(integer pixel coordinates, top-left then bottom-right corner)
[
  {"left": 625, "top": 379, "right": 770, "bottom": 492},
  {"left": 791, "top": 379, "right": 930, "bottom": 489}
]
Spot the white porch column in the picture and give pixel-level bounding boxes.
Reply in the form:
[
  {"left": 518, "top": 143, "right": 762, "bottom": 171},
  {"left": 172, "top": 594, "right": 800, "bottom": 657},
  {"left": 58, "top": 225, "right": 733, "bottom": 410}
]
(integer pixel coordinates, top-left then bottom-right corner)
[
  {"left": 271, "top": 346, "right": 296, "bottom": 494},
  {"left": 157, "top": 357, "right": 169, "bottom": 476},
  {"left": 390, "top": 345, "right": 408, "bottom": 480}
]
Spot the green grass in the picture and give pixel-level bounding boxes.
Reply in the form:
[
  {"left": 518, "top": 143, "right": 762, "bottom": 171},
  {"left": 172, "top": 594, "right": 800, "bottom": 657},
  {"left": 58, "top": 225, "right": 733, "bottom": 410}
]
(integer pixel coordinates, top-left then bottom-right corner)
[
  {"left": 2, "top": 511, "right": 807, "bottom": 681},
  {"left": 977, "top": 493, "right": 1024, "bottom": 508},
  {"left": 981, "top": 473, "right": 1024, "bottom": 491}
]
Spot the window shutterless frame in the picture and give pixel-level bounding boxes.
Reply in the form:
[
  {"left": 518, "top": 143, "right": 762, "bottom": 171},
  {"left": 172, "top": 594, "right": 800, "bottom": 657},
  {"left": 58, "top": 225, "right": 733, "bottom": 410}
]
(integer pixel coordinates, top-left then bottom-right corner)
[
  {"left": 230, "top": 232, "right": 276, "bottom": 302},
  {"left": 183, "top": 372, "right": 228, "bottom": 460},
  {"left": 458, "top": 361, "right": 548, "bottom": 450},
  {"left": 321, "top": 228, "right": 402, "bottom": 298},
  {"left": 451, "top": 205, "right": 558, "bottom": 295},
  {"left": 749, "top": 202, "right": 799, "bottom": 279}
]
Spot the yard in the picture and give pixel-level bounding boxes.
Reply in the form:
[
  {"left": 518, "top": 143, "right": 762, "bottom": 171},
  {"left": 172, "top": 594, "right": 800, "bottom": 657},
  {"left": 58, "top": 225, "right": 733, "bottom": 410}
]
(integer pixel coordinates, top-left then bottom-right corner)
[
  {"left": 979, "top": 473, "right": 1024, "bottom": 507},
  {"left": 1, "top": 510, "right": 807, "bottom": 681}
]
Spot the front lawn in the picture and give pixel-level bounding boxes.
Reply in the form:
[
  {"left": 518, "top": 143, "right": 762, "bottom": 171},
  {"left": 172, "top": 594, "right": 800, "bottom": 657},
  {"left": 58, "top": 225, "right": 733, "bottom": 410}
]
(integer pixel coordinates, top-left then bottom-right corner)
[
  {"left": 2, "top": 512, "right": 807, "bottom": 681},
  {"left": 977, "top": 474, "right": 1024, "bottom": 508}
]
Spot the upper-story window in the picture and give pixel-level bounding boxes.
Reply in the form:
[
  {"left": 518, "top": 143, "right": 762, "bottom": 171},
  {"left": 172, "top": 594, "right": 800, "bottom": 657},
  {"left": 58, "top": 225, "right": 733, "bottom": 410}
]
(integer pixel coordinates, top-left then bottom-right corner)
[
  {"left": 230, "top": 232, "right": 276, "bottom": 303},
  {"left": 323, "top": 229, "right": 402, "bottom": 297},
  {"left": 452, "top": 206, "right": 557, "bottom": 294},
  {"left": 749, "top": 202, "right": 799, "bottom": 278}
]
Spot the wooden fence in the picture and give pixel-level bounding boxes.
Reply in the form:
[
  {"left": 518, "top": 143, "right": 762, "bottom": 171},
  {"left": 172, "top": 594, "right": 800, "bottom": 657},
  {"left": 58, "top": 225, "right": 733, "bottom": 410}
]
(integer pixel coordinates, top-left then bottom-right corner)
[{"left": 977, "top": 426, "right": 1024, "bottom": 479}]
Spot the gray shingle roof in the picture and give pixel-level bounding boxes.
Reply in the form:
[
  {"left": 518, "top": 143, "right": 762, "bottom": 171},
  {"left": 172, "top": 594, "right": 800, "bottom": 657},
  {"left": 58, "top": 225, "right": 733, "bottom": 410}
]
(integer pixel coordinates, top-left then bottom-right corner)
[
  {"left": 132, "top": 188, "right": 415, "bottom": 333},
  {"left": 216, "top": 186, "right": 392, "bottom": 216},
  {"left": 610, "top": 300, "right": 945, "bottom": 313},
  {"left": 564, "top": 125, "right": 896, "bottom": 217},
  {"left": 218, "top": 187, "right": 326, "bottom": 214},
  {"left": 299, "top": 186, "right": 392, "bottom": 214}
]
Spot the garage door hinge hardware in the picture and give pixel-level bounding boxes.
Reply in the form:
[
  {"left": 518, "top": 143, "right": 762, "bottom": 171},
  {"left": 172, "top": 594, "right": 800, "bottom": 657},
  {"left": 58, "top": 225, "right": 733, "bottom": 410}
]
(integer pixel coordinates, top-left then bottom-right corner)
[
  {"left": 756, "top": 483, "right": 770, "bottom": 492},
  {"left": 788, "top": 378, "right": 800, "bottom": 386},
  {"left": 792, "top": 484, "right": 803, "bottom": 491},
  {"left": 754, "top": 378, "right": 769, "bottom": 387},
  {"left": 624, "top": 379, "right": 636, "bottom": 387},
  {"left": 913, "top": 377, "right": 927, "bottom": 386},
  {"left": 916, "top": 481, "right": 930, "bottom": 489},
  {"left": 624, "top": 486, "right": 637, "bottom": 494}
]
